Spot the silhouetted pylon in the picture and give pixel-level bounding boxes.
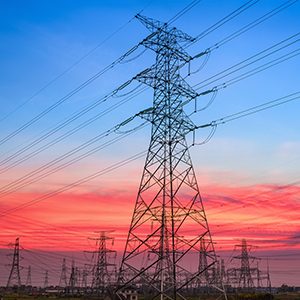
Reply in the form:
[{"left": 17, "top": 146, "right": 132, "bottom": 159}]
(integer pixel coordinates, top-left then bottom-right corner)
[
  {"left": 87, "top": 231, "right": 116, "bottom": 296},
  {"left": 233, "top": 239, "right": 256, "bottom": 290},
  {"left": 44, "top": 270, "right": 49, "bottom": 288},
  {"left": 59, "top": 258, "right": 68, "bottom": 287},
  {"left": 69, "top": 260, "right": 76, "bottom": 294},
  {"left": 197, "top": 239, "right": 209, "bottom": 288},
  {"left": 26, "top": 266, "right": 32, "bottom": 286},
  {"left": 116, "top": 14, "right": 227, "bottom": 300},
  {"left": 6, "top": 237, "right": 22, "bottom": 288}
]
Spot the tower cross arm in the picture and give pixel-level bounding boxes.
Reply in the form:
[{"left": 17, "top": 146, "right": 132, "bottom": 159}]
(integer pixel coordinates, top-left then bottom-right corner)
[{"left": 136, "top": 14, "right": 195, "bottom": 43}]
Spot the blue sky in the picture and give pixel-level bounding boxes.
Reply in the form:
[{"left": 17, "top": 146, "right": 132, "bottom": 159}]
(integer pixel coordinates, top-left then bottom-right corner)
[{"left": 1, "top": 0, "right": 299, "bottom": 187}]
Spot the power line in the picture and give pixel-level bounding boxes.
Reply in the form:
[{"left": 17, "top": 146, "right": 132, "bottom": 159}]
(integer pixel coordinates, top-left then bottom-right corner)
[
  {"left": 208, "top": 0, "right": 299, "bottom": 52},
  {"left": 191, "top": 45, "right": 300, "bottom": 99},
  {"left": 0, "top": 85, "right": 148, "bottom": 173},
  {"left": 186, "top": 0, "right": 261, "bottom": 47},
  {"left": 0, "top": 37, "right": 150, "bottom": 147},
  {"left": 0, "top": 150, "right": 147, "bottom": 218},
  {"left": 194, "top": 31, "right": 300, "bottom": 90},
  {"left": 168, "top": 0, "right": 205, "bottom": 24},
  {"left": 0, "top": 1, "right": 153, "bottom": 124},
  {"left": 0, "top": 122, "right": 148, "bottom": 198},
  {"left": 196, "top": 91, "right": 300, "bottom": 129}
]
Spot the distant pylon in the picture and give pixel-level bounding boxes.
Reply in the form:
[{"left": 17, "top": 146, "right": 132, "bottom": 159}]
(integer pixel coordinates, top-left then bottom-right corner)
[
  {"left": 117, "top": 14, "right": 227, "bottom": 300},
  {"left": 59, "top": 258, "right": 68, "bottom": 287},
  {"left": 87, "top": 231, "right": 116, "bottom": 296},
  {"left": 197, "top": 239, "right": 209, "bottom": 288},
  {"left": 44, "top": 270, "right": 49, "bottom": 288},
  {"left": 69, "top": 260, "right": 76, "bottom": 294},
  {"left": 267, "top": 259, "right": 272, "bottom": 293},
  {"left": 75, "top": 267, "right": 81, "bottom": 287},
  {"left": 81, "top": 267, "right": 89, "bottom": 289},
  {"left": 220, "top": 259, "right": 226, "bottom": 283},
  {"left": 25, "top": 266, "right": 32, "bottom": 286},
  {"left": 6, "top": 237, "right": 22, "bottom": 288},
  {"left": 233, "top": 239, "right": 256, "bottom": 289}
]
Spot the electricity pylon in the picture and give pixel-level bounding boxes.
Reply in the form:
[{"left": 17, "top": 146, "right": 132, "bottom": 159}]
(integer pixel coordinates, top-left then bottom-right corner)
[
  {"left": 44, "top": 270, "right": 49, "bottom": 289},
  {"left": 81, "top": 267, "right": 89, "bottom": 289},
  {"left": 26, "top": 266, "right": 32, "bottom": 286},
  {"left": 87, "top": 231, "right": 116, "bottom": 296},
  {"left": 233, "top": 239, "right": 256, "bottom": 290},
  {"left": 7, "top": 237, "right": 22, "bottom": 288},
  {"left": 197, "top": 239, "right": 209, "bottom": 289},
  {"left": 69, "top": 260, "right": 76, "bottom": 295},
  {"left": 59, "top": 258, "right": 68, "bottom": 288},
  {"left": 117, "top": 14, "right": 226, "bottom": 300}
]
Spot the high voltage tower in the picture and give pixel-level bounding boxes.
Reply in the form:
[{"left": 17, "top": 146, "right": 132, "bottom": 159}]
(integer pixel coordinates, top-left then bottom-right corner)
[
  {"left": 235, "top": 239, "right": 256, "bottom": 289},
  {"left": 43, "top": 270, "right": 49, "bottom": 288},
  {"left": 68, "top": 259, "right": 77, "bottom": 294},
  {"left": 59, "top": 258, "right": 68, "bottom": 288},
  {"left": 87, "top": 231, "right": 117, "bottom": 296},
  {"left": 226, "top": 239, "right": 271, "bottom": 292},
  {"left": 6, "top": 237, "right": 22, "bottom": 288},
  {"left": 25, "top": 266, "right": 32, "bottom": 286},
  {"left": 116, "top": 15, "right": 226, "bottom": 300}
]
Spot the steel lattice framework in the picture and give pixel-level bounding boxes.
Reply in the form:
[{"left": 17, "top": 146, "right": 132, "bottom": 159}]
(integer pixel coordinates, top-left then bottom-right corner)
[
  {"left": 116, "top": 15, "right": 226, "bottom": 300},
  {"left": 59, "top": 258, "right": 68, "bottom": 288},
  {"left": 7, "top": 237, "right": 22, "bottom": 288},
  {"left": 88, "top": 231, "right": 116, "bottom": 296}
]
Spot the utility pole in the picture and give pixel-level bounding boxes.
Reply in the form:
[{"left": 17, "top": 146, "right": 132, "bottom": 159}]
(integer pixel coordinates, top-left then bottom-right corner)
[
  {"left": 6, "top": 237, "right": 22, "bottom": 288},
  {"left": 59, "top": 258, "right": 68, "bottom": 288},
  {"left": 87, "top": 231, "right": 116, "bottom": 297},
  {"left": 117, "top": 14, "right": 226, "bottom": 300}
]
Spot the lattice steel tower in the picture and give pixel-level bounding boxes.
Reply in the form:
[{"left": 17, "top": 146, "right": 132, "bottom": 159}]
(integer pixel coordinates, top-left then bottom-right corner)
[
  {"left": 89, "top": 231, "right": 116, "bottom": 296},
  {"left": 117, "top": 15, "right": 226, "bottom": 300},
  {"left": 234, "top": 239, "right": 255, "bottom": 289},
  {"left": 59, "top": 258, "right": 68, "bottom": 287},
  {"left": 26, "top": 266, "right": 32, "bottom": 286},
  {"left": 7, "top": 237, "right": 22, "bottom": 288},
  {"left": 44, "top": 270, "right": 49, "bottom": 289}
]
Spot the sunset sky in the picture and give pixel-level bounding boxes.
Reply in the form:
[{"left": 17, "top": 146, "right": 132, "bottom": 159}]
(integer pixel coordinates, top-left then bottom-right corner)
[{"left": 0, "top": 0, "right": 299, "bottom": 288}]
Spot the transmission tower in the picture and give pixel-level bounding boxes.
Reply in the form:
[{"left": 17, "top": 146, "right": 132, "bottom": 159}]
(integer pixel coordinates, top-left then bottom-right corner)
[
  {"left": 233, "top": 239, "right": 257, "bottom": 290},
  {"left": 59, "top": 258, "right": 68, "bottom": 288},
  {"left": 43, "top": 270, "right": 49, "bottom": 288},
  {"left": 75, "top": 267, "right": 81, "bottom": 288},
  {"left": 25, "top": 266, "right": 32, "bottom": 286},
  {"left": 6, "top": 237, "right": 22, "bottom": 288},
  {"left": 220, "top": 259, "right": 226, "bottom": 284},
  {"left": 196, "top": 239, "right": 209, "bottom": 289},
  {"left": 266, "top": 259, "right": 272, "bottom": 294},
  {"left": 81, "top": 267, "right": 89, "bottom": 289},
  {"left": 68, "top": 260, "right": 76, "bottom": 295},
  {"left": 87, "top": 231, "right": 116, "bottom": 296},
  {"left": 117, "top": 14, "right": 226, "bottom": 300}
]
